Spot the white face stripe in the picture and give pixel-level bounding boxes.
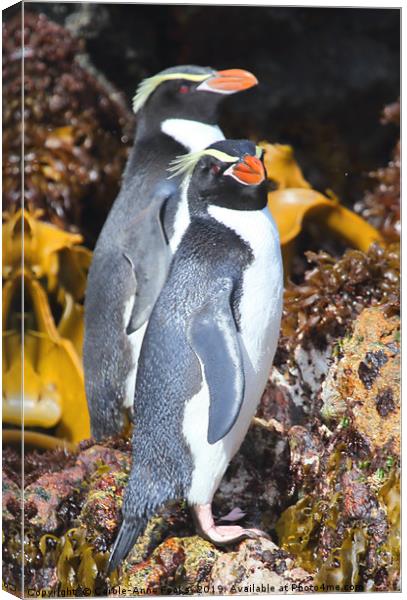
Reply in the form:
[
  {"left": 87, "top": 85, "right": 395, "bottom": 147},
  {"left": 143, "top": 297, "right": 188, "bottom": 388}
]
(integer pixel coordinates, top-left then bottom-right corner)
[{"left": 133, "top": 72, "right": 212, "bottom": 113}]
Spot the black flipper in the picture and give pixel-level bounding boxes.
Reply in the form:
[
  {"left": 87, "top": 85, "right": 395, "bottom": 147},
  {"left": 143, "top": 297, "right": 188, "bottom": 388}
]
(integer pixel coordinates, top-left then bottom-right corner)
[
  {"left": 188, "top": 279, "right": 245, "bottom": 445},
  {"left": 126, "top": 195, "right": 172, "bottom": 334},
  {"left": 84, "top": 252, "right": 137, "bottom": 440},
  {"left": 107, "top": 517, "right": 148, "bottom": 573}
]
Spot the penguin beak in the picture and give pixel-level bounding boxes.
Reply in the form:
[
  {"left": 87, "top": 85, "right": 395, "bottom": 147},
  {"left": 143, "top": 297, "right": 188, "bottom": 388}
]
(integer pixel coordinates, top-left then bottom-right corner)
[
  {"left": 224, "top": 155, "right": 265, "bottom": 186},
  {"left": 197, "top": 69, "right": 258, "bottom": 94}
]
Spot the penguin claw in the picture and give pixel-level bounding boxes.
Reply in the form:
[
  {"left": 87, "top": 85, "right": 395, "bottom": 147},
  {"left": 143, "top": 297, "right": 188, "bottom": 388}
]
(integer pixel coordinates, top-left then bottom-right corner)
[
  {"left": 192, "top": 504, "right": 269, "bottom": 546},
  {"left": 201, "top": 525, "right": 269, "bottom": 546}
]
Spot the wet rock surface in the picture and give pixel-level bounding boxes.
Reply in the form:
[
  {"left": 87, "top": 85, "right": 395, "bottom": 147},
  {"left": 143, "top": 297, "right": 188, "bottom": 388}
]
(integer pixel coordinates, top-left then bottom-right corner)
[
  {"left": 2, "top": 436, "right": 312, "bottom": 595},
  {"left": 116, "top": 536, "right": 221, "bottom": 596}
]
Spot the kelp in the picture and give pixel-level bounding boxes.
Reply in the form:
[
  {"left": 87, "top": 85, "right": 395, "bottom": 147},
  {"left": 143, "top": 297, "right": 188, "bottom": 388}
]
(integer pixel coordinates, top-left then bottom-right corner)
[
  {"left": 2, "top": 209, "right": 91, "bottom": 443},
  {"left": 277, "top": 462, "right": 400, "bottom": 591},
  {"left": 261, "top": 142, "right": 383, "bottom": 273}
]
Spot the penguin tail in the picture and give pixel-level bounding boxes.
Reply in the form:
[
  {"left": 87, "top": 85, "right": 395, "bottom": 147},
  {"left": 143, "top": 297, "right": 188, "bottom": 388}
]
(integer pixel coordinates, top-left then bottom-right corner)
[{"left": 107, "top": 516, "right": 147, "bottom": 573}]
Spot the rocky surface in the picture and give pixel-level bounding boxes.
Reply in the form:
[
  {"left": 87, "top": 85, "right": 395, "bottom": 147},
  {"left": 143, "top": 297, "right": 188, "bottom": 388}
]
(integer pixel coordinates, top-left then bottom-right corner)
[
  {"left": 2, "top": 436, "right": 314, "bottom": 596},
  {"left": 321, "top": 307, "right": 400, "bottom": 454},
  {"left": 275, "top": 307, "right": 400, "bottom": 591},
  {"left": 210, "top": 538, "right": 314, "bottom": 595},
  {"left": 24, "top": 444, "right": 130, "bottom": 532}
]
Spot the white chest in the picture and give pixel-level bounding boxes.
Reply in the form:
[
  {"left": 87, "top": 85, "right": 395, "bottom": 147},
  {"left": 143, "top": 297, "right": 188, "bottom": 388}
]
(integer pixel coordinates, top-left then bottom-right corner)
[
  {"left": 161, "top": 118, "right": 225, "bottom": 152},
  {"left": 209, "top": 205, "right": 283, "bottom": 374},
  {"left": 184, "top": 206, "right": 284, "bottom": 505}
]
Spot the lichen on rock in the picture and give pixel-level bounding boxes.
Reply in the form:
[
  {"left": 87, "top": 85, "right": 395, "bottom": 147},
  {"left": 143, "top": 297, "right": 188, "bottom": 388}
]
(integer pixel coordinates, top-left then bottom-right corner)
[
  {"left": 321, "top": 307, "right": 400, "bottom": 455},
  {"left": 117, "top": 536, "right": 221, "bottom": 596}
]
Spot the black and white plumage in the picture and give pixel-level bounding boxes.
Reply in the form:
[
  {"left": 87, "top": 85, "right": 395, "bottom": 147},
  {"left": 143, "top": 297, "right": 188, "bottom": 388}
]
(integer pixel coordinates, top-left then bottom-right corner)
[
  {"left": 84, "top": 65, "right": 258, "bottom": 440},
  {"left": 108, "top": 139, "right": 283, "bottom": 572}
]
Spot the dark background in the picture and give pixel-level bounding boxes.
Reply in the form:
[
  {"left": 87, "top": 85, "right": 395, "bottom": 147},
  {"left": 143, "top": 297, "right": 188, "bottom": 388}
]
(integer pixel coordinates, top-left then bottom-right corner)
[{"left": 7, "top": 2, "right": 401, "bottom": 203}]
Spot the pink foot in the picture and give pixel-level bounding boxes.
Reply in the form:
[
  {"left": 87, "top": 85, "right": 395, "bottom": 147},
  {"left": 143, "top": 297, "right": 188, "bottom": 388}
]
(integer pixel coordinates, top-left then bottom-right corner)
[{"left": 192, "top": 504, "right": 269, "bottom": 546}]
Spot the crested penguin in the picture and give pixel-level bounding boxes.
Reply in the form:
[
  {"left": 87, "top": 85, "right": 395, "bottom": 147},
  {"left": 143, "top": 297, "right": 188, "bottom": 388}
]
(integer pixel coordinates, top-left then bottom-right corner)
[
  {"left": 84, "top": 65, "right": 258, "bottom": 440},
  {"left": 108, "top": 139, "right": 284, "bottom": 571}
]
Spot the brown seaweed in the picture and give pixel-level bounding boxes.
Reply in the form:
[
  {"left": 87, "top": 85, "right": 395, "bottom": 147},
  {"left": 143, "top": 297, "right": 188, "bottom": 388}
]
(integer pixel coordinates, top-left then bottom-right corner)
[{"left": 3, "top": 11, "right": 134, "bottom": 245}]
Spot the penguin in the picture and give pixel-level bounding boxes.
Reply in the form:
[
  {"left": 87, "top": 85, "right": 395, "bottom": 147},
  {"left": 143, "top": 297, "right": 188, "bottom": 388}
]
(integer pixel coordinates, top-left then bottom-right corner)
[
  {"left": 108, "top": 139, "right": 284, "bottom": 571},
  {"left": 84, "top": 66, "right": 258, "bottom": 440}
]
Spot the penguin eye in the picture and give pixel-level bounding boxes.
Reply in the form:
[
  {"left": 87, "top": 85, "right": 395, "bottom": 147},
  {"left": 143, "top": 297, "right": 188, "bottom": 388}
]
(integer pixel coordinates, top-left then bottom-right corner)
[
  {"left": 210, "top": 164, "right": 221, "bottom": 175},
  {"left": 178, "top": 84, "right": 190, "bottom": 94}
]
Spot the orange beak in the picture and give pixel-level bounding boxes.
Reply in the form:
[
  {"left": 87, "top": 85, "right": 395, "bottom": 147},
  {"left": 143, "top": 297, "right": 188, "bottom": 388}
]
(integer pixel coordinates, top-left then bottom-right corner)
[
  {"left": 198, "top": 69, "right": 258, "bottom": 93},
  {"left": 226, "top": 155, "right": 265, "bottom": 185}
]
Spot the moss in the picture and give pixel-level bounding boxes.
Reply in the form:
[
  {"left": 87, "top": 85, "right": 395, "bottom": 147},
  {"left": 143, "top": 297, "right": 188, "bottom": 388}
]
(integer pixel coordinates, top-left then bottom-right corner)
[
  {"left": 178, "top": 536, "right": 221, "bottom": 586},
  {"left": 79, "top": 469, "right": 129, "bottom": 551}
]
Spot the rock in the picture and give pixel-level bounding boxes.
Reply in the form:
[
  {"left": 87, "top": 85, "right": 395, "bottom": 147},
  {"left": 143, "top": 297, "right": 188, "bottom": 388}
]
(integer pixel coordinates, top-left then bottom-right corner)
[
  {"left": 116, "top": 536, "right": 221, "bottom": 595},
  {"left": 210, "top": 538, "right": 314, "bottom": 594},
  {"left": 24, "top": 444, "right": 131, "bottom": 531},
  {"left": 214, "top": 425, "right": 291, "bottom": 534},
  {"left": 274, "top": 307, "right": 400, "bottom": 591},
  {"left": 79, "top": 469, "right": 130, "bottom": 552},
  {"left": 321, "top": 307, "right": 400, "bottom": 454},
  {"left": 2, "top": 473, "right": 20, "bottom": 522},
  {"left": 287, "top": 426, "right": 324, "bottom": 491}
]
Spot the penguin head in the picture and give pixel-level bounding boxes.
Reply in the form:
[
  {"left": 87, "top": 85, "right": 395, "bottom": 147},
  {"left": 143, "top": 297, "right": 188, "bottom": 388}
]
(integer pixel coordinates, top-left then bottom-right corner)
[
  {"left": 168, "top": 139, "right": 268, "bottom": 213},
  {"left": 133, "top": 65, "right": 258, "bottom": 125}
]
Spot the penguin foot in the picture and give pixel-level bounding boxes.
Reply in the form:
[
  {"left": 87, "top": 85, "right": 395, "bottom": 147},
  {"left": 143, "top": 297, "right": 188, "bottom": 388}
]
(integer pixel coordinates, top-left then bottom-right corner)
[{"left": 192, "top": 504, "right": 269, "bottom": 546}]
